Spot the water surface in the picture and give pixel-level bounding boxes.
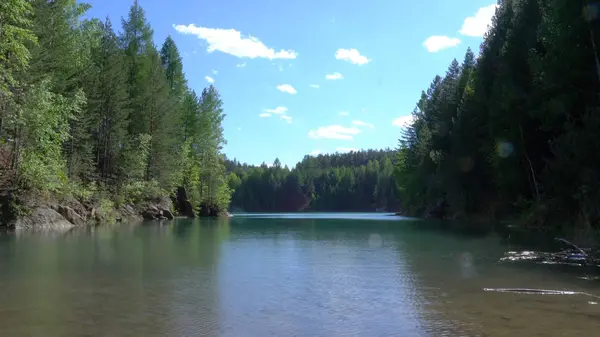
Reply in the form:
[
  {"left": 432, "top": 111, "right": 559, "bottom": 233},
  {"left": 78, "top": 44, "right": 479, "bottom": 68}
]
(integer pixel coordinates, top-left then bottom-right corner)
[{"left": 1, "top": 213, "right": 599, "bottom": 336}]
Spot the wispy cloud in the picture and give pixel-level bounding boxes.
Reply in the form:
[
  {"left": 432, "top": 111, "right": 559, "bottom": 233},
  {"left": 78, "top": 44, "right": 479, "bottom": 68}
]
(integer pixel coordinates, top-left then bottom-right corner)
[
  {"left": 460, "top": 4, "right": 498, "bottom": 37},
  {"left": 310, "top": 150, "right": 322, "bottom": 156},
  {"left": 173, "top": 24, "right": 298, "bottom": 59},
  {"left": 309, "top": 84, "right": 320, "bottom": 89},
  {"left": 308, "top": 125, "right": 361, "bottom": 140},
  {"left": 423, "top": 36, "right": 461, "bottom": 52},
  {"left": 266, "top": 106, "right": 288, "bottom": 114},
  {"left": 336, "top": 147, "right": 359, "bottom": 153},
  {"left": 339, "top": 111, "right": 349, "bottom": 116},
  {"left": 335, "top": 48, "right": 370, "bottom": 65},
  {"left": 237, "top": 127, "right": 242, "bottom": 131},
  {"left": 280, "top": 115, "right": 292, "bottom": 123},
  {"left": 277, "top": 84, "right": 297, "bottom": 94},
  {"left": 259, "top": 113, "right": 272, "bottom": 118},
  {"left": 392, "top": 115, "right": 415, "bottom": 128},
  {"left": 212, "top": 69, "right": 218, "bottom": 75},
  {"left": 325, "top": 72, "right": 343, "bottom": 80},
  {"left": 236, "top": 62, "right": 247, "bottom": 68},
  {"left": 352, "top": 120, "right": 375, "bottom": 129},
  {"left": 205, "top": 75, "right": 215, "bottom": 83}
]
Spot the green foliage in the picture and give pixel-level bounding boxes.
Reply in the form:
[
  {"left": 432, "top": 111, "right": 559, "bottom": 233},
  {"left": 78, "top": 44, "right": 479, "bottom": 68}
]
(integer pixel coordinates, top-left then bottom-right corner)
[
  {"left": 96, "top": 197, "right": 117, "bottom": 223},
  {"left": 18, "top": 80, "right": 85, "bottom": 193},
  {"left": 121, "top": 180, "right": 167, "bottom": 205},
  {"left": 86, "top": 18, "right": 131, "bottom": 185},
  {"left": 160, "top": 35, "right": 186, "bottom": 99},
  {"left": 0, "top": 0, "right": 37, "bottom": 91},
  {"left": 68, "top": 181, "right": 99, "bottom": 203},
  {"left": 0, "top": 1, "right": 231, "bottom": 216},
  {"left": 395, "top": 0, "right": 600, "bottom": 231},
  {"left": 119, "top": 133, "right": 152, "bottom": 183}
]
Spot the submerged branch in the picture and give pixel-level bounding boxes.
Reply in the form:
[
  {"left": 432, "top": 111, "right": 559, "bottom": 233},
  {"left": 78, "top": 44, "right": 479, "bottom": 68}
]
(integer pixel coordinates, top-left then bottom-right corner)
[
  {"left": 555, "top": 237, "right": 587, "bottom": 257},
  {"left": 483, "top": 288, "right": 600, "bottom": 299}
]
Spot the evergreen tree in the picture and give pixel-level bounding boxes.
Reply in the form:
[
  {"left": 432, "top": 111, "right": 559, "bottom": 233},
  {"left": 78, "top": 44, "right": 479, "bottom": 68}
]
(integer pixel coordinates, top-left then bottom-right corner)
[
  {"left": 0, "top": 1, "right": 233, "bottom": 216},
  {"left": 86, "top": 18, "right": 131, "bottom": 186},
  {"left": 0, "top": 0, "right": 37, "bottom": 184},
  {"left": 394, "top": 0, "right": 600, "bottom": 232},
  {"left": 120, "top": 0, "right": 154, "bottom": 137}
]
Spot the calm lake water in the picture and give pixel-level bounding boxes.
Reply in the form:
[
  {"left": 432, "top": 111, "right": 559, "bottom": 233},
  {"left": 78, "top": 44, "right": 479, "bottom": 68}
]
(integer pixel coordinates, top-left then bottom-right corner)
[{"left": 1, "top": 213, "right": 599, "bottom": 336}]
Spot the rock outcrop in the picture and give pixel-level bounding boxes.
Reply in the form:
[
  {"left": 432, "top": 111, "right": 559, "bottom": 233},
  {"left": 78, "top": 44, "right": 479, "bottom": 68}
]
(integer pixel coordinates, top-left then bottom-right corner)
[
  {"left": 1, "top": 192, "right": 177, "bottom": 230},
  {"left": 57, "top": 205, "right": 86, "bottom": 226},
  {"left": 14, "top": 205, "right": 79, "bottom": 230},
  {"left": 173, "top": 186, "right": 196, "bottom": 218},
  {"left": 139, "top": 196, "right": 174, "bottom": 220}
]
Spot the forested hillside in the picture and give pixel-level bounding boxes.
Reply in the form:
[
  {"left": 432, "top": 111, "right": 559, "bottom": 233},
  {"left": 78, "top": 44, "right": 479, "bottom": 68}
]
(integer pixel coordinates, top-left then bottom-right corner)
[
  {"left": 396, "top": 0, "right": 600, "bottom": 230},
  {"left": 0, "top": 0, "right": 230, "bottom": 221},
  {"left": 226, "top": 150, "right": 399, "bottom": 212}
]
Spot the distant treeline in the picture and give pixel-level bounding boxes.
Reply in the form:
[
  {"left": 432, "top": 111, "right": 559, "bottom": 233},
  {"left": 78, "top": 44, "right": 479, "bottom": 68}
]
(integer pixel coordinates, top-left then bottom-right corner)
[{"left": 225, "top": 150, "right": 399, "bottom": 212}]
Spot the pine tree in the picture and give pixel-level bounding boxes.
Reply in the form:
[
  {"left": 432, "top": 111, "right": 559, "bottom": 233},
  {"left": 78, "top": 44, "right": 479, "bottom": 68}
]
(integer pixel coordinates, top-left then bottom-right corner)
[
  {"left": 86, "top": 18, "right": 131, "bottom": 186},
  {"left": 160, "top": 36, "right": 186, "bottom": 99},
  {"left": 120, "top": 0, "right": 154, "bottom": 137},
  {"left": 27, "top": 0, "right": 91, "bottom": 93},
  {"left": 146, "top": 48, "right": 178, "bottom": 187}
]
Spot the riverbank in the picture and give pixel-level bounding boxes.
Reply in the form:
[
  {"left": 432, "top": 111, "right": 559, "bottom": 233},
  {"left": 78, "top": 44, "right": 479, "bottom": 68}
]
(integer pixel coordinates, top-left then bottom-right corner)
[
  {"left": 397, "top": 199, "right": 600, "bottom": 247},
  {"left": 0, "top": 186, "right": 231, "bottom": 230}
]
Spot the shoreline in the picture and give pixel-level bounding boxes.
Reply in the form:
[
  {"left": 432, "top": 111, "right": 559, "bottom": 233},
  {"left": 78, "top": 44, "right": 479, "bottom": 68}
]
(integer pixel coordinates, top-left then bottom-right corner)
[{"left": 0, "top": 189, "right": 231, "bottom": 231}]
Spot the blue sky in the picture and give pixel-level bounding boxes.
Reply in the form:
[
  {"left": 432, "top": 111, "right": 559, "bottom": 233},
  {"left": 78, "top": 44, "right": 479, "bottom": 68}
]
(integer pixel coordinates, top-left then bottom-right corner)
[{"left": 84, "top": 0, "right": 497, "bottom": 168}]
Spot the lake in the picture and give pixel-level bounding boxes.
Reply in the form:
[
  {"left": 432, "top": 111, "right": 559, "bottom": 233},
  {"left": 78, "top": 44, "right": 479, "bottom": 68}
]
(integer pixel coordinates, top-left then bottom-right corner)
[{"left": 1, "top": 213, "right": 599, "bottom": 336}]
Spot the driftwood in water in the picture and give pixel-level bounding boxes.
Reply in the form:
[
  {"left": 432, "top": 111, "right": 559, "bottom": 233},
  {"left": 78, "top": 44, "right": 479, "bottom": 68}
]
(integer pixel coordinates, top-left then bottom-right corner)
[
  {"left": 500, "top": 238, "right": 600, "bottom": 267},
  {"left": 483, "top": 287, "right": 600, "bottom": 299}
]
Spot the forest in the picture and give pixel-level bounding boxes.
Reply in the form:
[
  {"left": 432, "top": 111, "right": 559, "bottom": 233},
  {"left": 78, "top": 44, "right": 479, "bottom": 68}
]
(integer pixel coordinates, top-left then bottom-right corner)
[
  {"left": 4, "top": 0, "right": 600, "bottom": 233},
  {"left": 226, "top": 150, "right": 399, "bottom": 212},
  {"left": 0, "top": 0, "right": 231, "bottom": 221},
  {"left": 395, "top": 0, "right": 600, "bottom": 231}
]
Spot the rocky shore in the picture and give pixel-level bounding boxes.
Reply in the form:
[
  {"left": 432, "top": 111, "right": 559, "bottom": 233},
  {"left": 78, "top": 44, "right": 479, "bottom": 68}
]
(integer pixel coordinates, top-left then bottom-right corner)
[{"left": 0, "top": 187, "right": 231, "bottom": 231}]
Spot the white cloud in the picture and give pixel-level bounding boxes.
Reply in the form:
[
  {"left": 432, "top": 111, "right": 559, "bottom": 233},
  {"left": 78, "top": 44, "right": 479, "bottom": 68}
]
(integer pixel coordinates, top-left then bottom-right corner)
[
  {"left": 423, "top": 36, "right": 461, "bottom": 52},
  {"left": 278, "top": 64, "right": 284, "bottom": 72},
  {"left": 309, "top": 84, "right": 320, "bottom": 89},
  {"left": 265, "top": 106, "right": 287, "bottom": 114},
  {"left": 277, "top": 84, "right": 297, "bottom": 94},
  {"left": 280, "top": 115, "right": 292, "bottom": 123},
  {"left": 352, "top": 120, "right": 375, "bottom": 129},
  {"left": 310, "top": 150, "right": 322, "bottom": 156},
  {"left": 173, "top": 24, "right": 298, "bottom": 60},
  {"left": 460, "top": 4, "right": 498, "bottom": 37},
  {"left": 392, "top": 115, "right": 415, "bottom": 128},
  {"left": 237, "top": 127, "right": 242, "bottom": 131},
  {"left": 308, "top": 125, "right": 361, "bottom": 140},
  {"left": 236, "top": 62, "right": 247, "bottom": 68},
  {"left": 336, "top": 147, "right": 359, "bottom": 153},
  {"left": 259, "top": 113, "right": 272, "bottom": 118},
  {"left": 212, "top": 69, "right": 218, "bottom": 75},
  {"left": 326, "top": 72, "right": 343, "bottom": 80},
  {"left": 205, "top": 75, "right": 215, "bottom": 83},
  {"left": 339, "top": 111, "right": 349, "bottom": 116},
  {"left": 335, "top": 48, "right": 371, "bottom": 65}
]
